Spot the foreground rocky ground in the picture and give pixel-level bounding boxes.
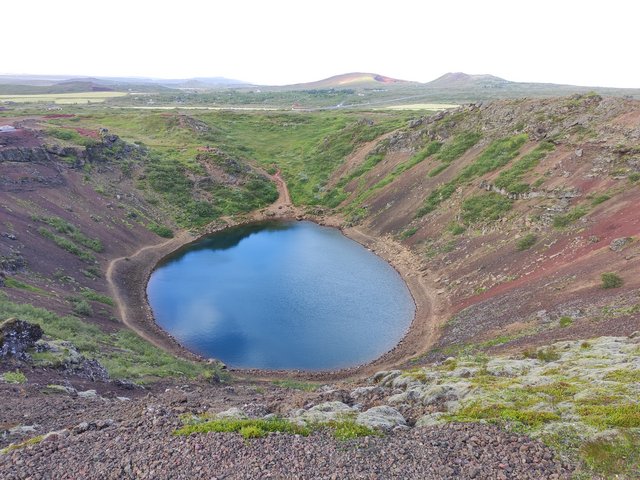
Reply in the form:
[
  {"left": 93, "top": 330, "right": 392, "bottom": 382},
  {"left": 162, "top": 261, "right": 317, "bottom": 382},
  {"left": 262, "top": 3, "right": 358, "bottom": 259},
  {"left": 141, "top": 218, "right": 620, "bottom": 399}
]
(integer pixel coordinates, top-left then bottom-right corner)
[
  {"left": 0, "top": 382, "right": 573, "bottom": 479},
  {"left": 4, "top": 316, "right": 640, "bottom": 478}
]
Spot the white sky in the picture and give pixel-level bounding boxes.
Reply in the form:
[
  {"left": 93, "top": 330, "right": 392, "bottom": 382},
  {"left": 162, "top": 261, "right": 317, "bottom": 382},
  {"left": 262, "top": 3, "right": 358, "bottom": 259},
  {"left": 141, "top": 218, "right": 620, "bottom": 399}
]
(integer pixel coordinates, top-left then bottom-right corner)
[{"left": 3, "top": 0, "right": 639, "bottom": 88}]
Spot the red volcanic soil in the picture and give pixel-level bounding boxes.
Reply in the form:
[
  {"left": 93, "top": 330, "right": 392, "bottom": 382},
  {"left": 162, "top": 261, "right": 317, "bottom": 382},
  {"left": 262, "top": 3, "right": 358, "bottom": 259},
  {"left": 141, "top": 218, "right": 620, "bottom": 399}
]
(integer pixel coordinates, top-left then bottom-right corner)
[
  {"left": 0, "top": 128, "right": 43, "bottom": 148},
  {"left": 72, "top": 127, "right": 100, "bottom": 139}
]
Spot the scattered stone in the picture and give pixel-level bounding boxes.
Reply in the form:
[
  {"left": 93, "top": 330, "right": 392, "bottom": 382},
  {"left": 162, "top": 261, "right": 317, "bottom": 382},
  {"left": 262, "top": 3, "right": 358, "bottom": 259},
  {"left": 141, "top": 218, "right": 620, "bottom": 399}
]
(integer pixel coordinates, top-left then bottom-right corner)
[
  {"left": 8, "top": 425, "right": 37, "bottom": 436},
  {"left": 77, "top": 390, "right": 98, "bottom": 399},
  {"left": 609, "top": 237, "right": 631, "bottom": 252},
  {"left": 214, "top": 407, "right": 247, "bottom": 420}
]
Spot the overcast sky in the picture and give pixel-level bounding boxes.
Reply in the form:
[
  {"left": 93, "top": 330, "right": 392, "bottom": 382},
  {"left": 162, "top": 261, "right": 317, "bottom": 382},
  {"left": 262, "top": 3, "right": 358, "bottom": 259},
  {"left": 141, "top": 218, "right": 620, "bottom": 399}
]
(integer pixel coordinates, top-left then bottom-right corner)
[{"left": 3, "top": 0, "right": 638, "bottom": 88}]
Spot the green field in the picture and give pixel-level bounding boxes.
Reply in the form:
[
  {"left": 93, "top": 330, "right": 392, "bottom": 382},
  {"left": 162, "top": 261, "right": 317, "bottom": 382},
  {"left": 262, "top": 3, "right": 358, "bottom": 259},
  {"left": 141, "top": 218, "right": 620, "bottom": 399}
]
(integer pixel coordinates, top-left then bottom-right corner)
[{"left": 0, "top": 91, "right": 128, "bottom": 104}]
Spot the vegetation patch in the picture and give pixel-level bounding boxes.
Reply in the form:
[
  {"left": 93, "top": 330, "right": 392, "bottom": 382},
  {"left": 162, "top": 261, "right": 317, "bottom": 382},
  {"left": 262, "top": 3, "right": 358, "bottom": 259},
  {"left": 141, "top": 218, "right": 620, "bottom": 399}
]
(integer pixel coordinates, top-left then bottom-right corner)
[
  {"left": 516, "top": 233, "right": 537, "bottom": 251},
  {"left": 449, "top": 402, "right": 560, "bottom": 428},
  {"left": 601, "top": 272, "right": 623, "bottom": 289},
  {"left": 328, "top": 419, "right": 380, "bottom": 440},
  {"left": 577, "top": 404, "right": 640, "bottom": 429},
  {"left": 38, "top": 228, "right": 96, "bottom": 263},
  {"left": 493, "top": 141, "right": 555, "bottom": 194},
  {"left": 2, "top": 277, "right": 48, "bottom": 295},
  {"left": 558, "top": 316, "right": 573, "bottom": 328},
  {"left": 271, "top": 379, "right": 319, "bottom": 391},
  {"left": 34, "top": 216, "right": 103, "bottom": 252},
  {"left": 67, "top": 296, "right": 94, "bottom": 317},
  {"left": 590, "top": 193, "right": 611, "bottom": 206},
  {"left": 399, "top": 226, "right": 419, "bottom": 239},
  {"left": 0, "top": 435, "right": 44, "bottom": 455},
  {"left": 2, "top": 369, "right": 27, "bottom": 384},
  {"left": 80, "top": 288, "right": 114, "bottom": 306},
  {"left": 552, "top": 205, "right": 589, "bottom": 228},
  {"left": 436, "top": 131, "right": 481, "bottom": 163},
  {"left": 417, "top": 134, "right": 527, "bottom": 217},
  {"left": 175, "top": 416, "right": 379, "bottom": 441},
  {"left": 0, "top": 296, "right": 223, "bottom": 383},
  {"left": 461, "top": 192, "right": 513, "bottom": 224},
  {"left": 581, "top": 432, "right": 640, "bottom": 478},
  {"left": 175, "top": 417, "right": 311, "bottom": 439},
  {"left": 148, "top": 223, "right": 174, "bottom": 238}
]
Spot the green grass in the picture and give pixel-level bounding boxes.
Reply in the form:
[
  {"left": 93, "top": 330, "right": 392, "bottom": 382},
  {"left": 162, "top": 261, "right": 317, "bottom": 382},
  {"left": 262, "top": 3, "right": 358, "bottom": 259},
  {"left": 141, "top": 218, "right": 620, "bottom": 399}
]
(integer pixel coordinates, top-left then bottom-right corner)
[
  {"left": 38, "top": 228, "right": 96, "bottom": 263},
  {"left": 174, "top": 417, "right": 311, "bottom": 439},
  {"left": 436, "top": 131, "right": 482, "bottom": 163},
  {"left": 148, "top": 223, "right": 174, "bottom": 238},
  {"left": 417, "top": 134, "right": 527, "bottom": 217},
  {"left": 46, "top": 127, "right": 96, "bottom": 146},
  {"left": 0, "top": 435, "right": 44, "bottom": 454},
  {"left": 523, "top": 346, "right": 561, "bottom": 362},
  {"left": 399, "top": 226, "right": 419, "bottom": 239},
  {"left": 271, "top": 379, "right": 319, "bottom": 391},
  {"left": 175, "top": 417, "right": 380, "bottom": 441},
  {"left": 461, "top": 193, "right": 513, "bottom": 224},
  {"left": 590, "top": 193, "right": 611, "bottom": 206},
  {"left": 449, "top": 402, "right": 560, "bottom": 428},
  {"left": 493, "top": 141, "right": 555, "bottom": 194},
  {"left": 34, "top": 216, "right": 103, "bottom": 252},
  {"left": 516, "top": 233, "right": 537, "bottom": 251},
  {"left": 552, "top": 206, "right": 589, "bottom": 228},
  {"left": 601, "top": 272, "right": 623, "bottom": 289},
  {"left": 581, "top": 432, "right": 640, "bottom": 478},
  {"left": 2, "top": 277, "right": 48, "bottom": 295},
  {"left": 604, "top": 369, "right": 640, "bottom": 383},
  {"left": 559, "top": 316, "right": 573, "bottom": 328},
  {"left": 577, "top": 404, "right": 640, "bottom": 428},
  {"left": 328, "top": 420, "right": 380, "bottom": 440},
  {"left": 427, "top": 164, "right": 449, "bottom": 177},
  {"left": 2, "top": 370, "right": 27, "bottom": 384},
  {"left": 328, "top": 139, "right": 444, "bottom": 210},
  {"left": 80, "top": 288, "right": 114, "bottom": 306},
  {"left": 68, "top": 297, "right": 93, "bottom": 317},
  {"left": 447, "top": 223, "right": 466, "bottom": 235},
  {"left": 0, "top": 295, "right": 222, "bottom": 383}
]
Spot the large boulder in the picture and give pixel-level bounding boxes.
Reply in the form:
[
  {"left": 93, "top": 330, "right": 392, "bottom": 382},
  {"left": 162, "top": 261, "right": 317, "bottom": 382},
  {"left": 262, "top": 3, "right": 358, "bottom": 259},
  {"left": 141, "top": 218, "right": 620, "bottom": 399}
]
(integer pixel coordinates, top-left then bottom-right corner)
[
  {"left": 356, "top": 406, "right": 406, "bottom": 431},
  {"left": 290, "top": 401, "right": 355, "bottom": 424},
  {"left": 0, "top": 318, "right": 43, "bottom": 360}
]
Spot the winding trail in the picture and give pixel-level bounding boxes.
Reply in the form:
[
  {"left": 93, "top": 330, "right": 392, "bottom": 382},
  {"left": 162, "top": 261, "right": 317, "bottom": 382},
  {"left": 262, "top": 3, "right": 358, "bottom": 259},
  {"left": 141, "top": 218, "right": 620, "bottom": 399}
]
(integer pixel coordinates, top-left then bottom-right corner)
[
  {"left": 106, "top": 232, "right": 196, "bottom": 356},
  {"left": 272, "top": 170, "right": 291, "bottom": 207}
]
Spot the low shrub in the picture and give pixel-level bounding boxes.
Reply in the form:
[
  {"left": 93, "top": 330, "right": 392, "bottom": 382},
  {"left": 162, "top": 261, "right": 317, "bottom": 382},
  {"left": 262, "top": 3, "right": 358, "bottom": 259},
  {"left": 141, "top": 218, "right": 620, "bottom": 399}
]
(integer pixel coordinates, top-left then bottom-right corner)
[
  {"left": 601, "top": 272, "right": 623, "bottom": 289},
  {"left": 516, "top": 233, "right": 537, "bottom": 251}
]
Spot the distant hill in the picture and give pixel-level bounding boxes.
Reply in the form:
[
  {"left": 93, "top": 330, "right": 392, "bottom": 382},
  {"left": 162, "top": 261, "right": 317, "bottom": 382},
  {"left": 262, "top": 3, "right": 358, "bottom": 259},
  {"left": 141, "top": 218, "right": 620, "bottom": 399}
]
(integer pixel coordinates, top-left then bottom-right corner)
[
  {"left": 0, "top": 75, "right": 248, "bottom": 94},
  {"left": 426, "top": 72, "right": 510, "bottom": 88},
  {"left": 283, "top": 72, "right": 412, "bottom": 90}
]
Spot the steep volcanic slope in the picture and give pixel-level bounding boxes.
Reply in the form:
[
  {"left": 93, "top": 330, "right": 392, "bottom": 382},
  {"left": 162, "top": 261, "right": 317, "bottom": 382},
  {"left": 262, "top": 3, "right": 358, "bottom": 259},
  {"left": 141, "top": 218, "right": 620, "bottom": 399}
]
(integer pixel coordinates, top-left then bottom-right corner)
[
  {"left": 329, "top": 94, "right": 640, "bottom": 360},
  {"left": 0, "top": 117, "right": 277, "bottom": 341}
]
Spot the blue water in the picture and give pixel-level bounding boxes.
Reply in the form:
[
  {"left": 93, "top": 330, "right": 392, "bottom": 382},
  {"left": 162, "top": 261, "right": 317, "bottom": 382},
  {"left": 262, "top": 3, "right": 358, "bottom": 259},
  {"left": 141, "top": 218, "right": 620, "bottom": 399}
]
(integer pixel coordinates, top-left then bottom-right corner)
[{"left": 147, "top": 221, "right": 414, "bottom": 370}]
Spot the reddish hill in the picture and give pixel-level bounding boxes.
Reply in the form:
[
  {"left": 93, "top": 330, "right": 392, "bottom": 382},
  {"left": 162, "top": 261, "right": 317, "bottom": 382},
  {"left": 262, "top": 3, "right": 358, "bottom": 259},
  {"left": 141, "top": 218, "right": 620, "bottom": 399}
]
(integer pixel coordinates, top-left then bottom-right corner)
[{"left": 285, "top": 72, "right": 411, "bottom": 89}]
